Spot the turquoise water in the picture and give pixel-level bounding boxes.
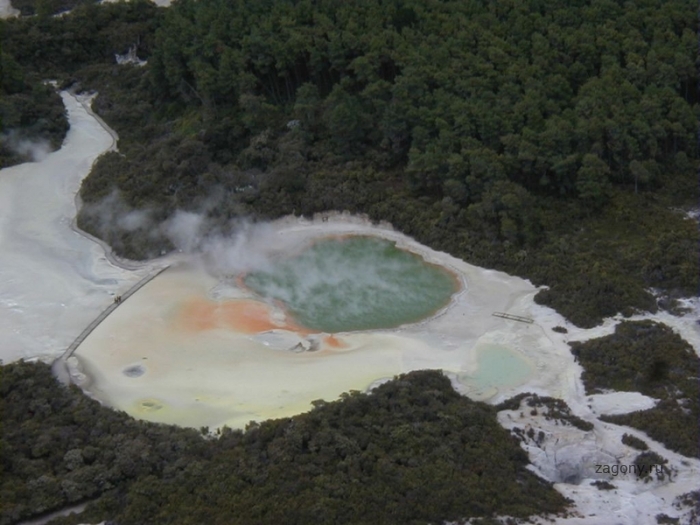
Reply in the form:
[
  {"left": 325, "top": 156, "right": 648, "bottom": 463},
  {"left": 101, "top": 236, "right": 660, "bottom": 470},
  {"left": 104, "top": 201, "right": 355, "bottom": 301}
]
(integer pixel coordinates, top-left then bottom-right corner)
[
  {"left": 471, "top": 345, "right": 533, "bottom": 390},
  {"left": 244, "top": 236, "right": 458, "bottom": 332}
]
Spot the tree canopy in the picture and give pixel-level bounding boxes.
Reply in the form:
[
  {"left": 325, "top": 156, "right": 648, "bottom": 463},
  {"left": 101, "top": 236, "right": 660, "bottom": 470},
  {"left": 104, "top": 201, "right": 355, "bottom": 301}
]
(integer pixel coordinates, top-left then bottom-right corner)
[{"left": 145, "top": 0, "right": 696, "bottom": 199}]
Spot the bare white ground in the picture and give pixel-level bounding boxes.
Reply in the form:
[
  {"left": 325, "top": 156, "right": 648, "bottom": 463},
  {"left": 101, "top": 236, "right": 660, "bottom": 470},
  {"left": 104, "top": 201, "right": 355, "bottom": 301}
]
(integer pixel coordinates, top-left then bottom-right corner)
[
  {"left": 587, "top": 392, "right": 658, "bottom": 416},
  {"left": 0, "top": 93, "right": 154, "bottom": 364},
  {"left": 496, "top": 400, "right": 700, "bottom": 525}
]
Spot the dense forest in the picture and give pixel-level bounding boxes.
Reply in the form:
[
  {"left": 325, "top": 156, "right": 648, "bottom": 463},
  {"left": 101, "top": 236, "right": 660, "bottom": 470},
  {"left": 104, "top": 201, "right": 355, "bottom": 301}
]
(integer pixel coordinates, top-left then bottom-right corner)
[
  {"left": 570, "top": 321, "right": 700, "bottom": 459},
  {"left": 0, "top": 0, "right": 159, "bottom": 167},
  {"left": 0, "top": 362, "right": 570, "bottom": 524},
  {"left": 1, "top": 0, "right": 697, "bottom": 327}
]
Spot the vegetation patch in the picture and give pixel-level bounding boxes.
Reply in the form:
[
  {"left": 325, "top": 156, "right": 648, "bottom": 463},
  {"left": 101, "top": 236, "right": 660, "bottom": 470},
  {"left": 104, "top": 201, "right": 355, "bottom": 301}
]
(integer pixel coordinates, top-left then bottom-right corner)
[
  {"left": 591, "top": 480, "right": 616, "bottom": 491},
  {"left": 0, "top": 361, "right": 208, "bottom": 525},
  {"left": 656, "top": 514, "right": 680, "bottom": 525},
  {"left": 0, "top": 362, "right": 569, "bottom": 525},
  {"left": 9, "top": 0, "right": 92, "bottom": 17},
  {"left": 673, "top": 491, "right": 700, "bottom": 524},
  {"left": 570, "top": 321, "right": 700, "bottom": 458},
  {"left": 622, "top": 433, "right": 649, "bottom": 451},
  {"left": 0, "top": 53, "right": 68, "bottom": 168},
  {"left": 633, "top": 451, "right": 672, "bottom": 482}
]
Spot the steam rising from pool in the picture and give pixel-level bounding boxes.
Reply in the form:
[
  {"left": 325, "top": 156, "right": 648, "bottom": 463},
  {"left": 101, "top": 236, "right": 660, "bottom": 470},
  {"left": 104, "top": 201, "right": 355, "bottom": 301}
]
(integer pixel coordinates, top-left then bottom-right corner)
[{"left": 243, "top": 236, "right": 459, "bottom": 332}]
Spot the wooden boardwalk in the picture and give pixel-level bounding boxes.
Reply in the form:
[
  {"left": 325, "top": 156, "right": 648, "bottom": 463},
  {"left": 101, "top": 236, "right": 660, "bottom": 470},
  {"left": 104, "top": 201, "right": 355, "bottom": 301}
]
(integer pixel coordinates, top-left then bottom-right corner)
[
  {"left": 51, "top": 266, "right": 170, "bottom": 385},
  {"left": 492, "top": 311, "right": 534, "bottom": 324}
]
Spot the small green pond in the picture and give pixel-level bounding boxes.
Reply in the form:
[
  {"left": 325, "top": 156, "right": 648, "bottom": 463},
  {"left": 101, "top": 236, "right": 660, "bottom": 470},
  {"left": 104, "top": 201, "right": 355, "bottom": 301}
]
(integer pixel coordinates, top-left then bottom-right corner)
[
  {"left": 471, "top": 344, "right": 533, "bottom": 390},
  {"left": 244, "top": 236, "right": 459, "bottom": 332}
]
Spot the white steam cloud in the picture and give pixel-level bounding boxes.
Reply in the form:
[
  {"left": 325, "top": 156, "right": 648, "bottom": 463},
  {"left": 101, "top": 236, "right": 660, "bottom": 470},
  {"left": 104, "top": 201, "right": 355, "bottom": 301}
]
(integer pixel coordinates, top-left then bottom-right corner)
[
  {"left": 160, "top": 211, "right": 206, "bottom": 253},
  {"left": 118, "top": 208, "right": 152, "bottom": 232},
  {"left": 81, "top": 190, "right": 154, "bottom": 239},
  {"left": 1, "top": 131, "right": 51, "bottom": 162},
  {"left": 84, "top": 190, "right": 290, "bottom": 275},
  {"left": 198, "top": 223, "right": 277, "bottom": 276}
]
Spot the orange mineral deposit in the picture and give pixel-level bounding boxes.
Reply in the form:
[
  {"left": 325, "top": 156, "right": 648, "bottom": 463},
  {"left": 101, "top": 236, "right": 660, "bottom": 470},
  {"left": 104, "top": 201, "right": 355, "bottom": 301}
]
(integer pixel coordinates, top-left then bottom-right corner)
[
  {"left": 177, "top": 297, "right": 309, "bottom": 334},
  {"left": 324, "top": 334, "right": 347, "bottom": 349}
]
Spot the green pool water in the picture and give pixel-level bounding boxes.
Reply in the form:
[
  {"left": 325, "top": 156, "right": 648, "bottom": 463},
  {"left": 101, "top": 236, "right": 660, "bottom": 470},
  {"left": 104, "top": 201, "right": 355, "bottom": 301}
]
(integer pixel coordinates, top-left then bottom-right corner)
[
  {"left": 471, "top": 345, "right": 533, "bottom": 390},
  {"left": 243, "top": 236, "right": 459, "bottom": 332}
]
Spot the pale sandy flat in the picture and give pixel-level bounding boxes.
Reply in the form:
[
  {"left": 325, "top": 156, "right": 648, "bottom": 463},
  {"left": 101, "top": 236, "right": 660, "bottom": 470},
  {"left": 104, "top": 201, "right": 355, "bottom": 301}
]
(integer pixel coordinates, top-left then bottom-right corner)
[{"left": 587, "top": 391, "right": 658, "bottom": 416}]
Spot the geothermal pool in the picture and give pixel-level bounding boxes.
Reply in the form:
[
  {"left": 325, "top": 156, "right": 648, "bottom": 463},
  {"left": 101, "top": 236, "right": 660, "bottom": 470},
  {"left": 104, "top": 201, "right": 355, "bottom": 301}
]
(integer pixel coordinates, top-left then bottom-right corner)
[
  {"left": 243, "top": 235, "right": 458, "bottom": 332},
  {"left": 71, "top": 218, "right": 565, "bottom": 430}
]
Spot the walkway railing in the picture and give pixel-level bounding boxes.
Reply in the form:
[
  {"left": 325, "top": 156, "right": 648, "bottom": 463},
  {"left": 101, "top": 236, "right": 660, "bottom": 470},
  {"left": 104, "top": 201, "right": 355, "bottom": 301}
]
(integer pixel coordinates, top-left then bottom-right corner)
[
  {"left": 52, "top": 266, "right": 170, "bottom": 384},
  {"left": 492, "top": 311, "right": 534, "bottom": 324}
]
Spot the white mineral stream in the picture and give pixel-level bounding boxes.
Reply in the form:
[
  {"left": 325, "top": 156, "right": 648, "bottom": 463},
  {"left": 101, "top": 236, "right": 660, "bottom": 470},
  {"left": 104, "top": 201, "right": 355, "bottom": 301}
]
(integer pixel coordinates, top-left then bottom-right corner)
[
  {"left": 0, "top": 92, "right": 155, "bottom": 364},
  {"left": 1, "top": 90, "right": 698, "bottom": 525}
]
